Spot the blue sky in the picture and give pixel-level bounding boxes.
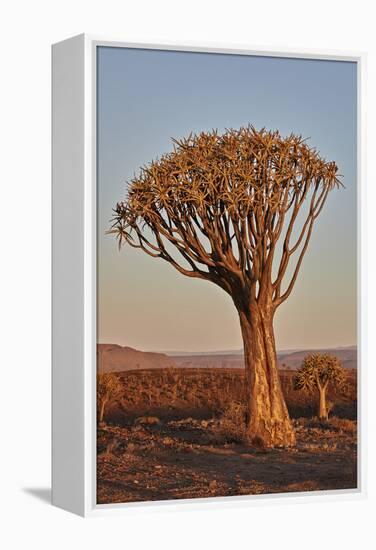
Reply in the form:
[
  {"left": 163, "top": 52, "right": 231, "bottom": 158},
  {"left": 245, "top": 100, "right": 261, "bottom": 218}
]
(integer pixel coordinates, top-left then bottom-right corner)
[{"left": 97, "top": 46, "right": 357, "bottom": 352}]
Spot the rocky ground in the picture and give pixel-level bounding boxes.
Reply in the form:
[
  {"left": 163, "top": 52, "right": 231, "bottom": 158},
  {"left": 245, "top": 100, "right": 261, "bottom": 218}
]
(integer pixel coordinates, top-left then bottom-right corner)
[{"left": 97, "top": 416, "right": 357, "bottom": 504}]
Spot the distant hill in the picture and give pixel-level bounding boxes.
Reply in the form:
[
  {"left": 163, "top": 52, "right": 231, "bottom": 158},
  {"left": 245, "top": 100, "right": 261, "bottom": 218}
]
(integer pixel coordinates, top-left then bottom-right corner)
[
  {"left": 173, "top": 346, "right": 357, "bottom": 370},
  {"left": 97, "top": 344, "right": 176, "bottom": 373},
  {"left": 98, "top": 344, "right": 357, "bottom": 372},
  {"left": 277, "top": 347, "right": 357, "bottom": 370},
  {"left": 165, "top": 348, "right": 300, "bottom": 357}
]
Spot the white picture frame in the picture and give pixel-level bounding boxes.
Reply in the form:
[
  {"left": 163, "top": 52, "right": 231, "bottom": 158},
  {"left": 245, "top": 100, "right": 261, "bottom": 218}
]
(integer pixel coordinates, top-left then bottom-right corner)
[{"left": 52, "top": 34, "right": 366, "bottom": 517}]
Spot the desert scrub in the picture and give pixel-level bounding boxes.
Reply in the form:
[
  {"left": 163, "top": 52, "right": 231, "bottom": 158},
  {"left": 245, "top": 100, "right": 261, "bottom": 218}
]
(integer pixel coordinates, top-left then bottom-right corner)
[
  {"left": 328, "top": 416, "right": 357, "bottom": 435},
  {"left": 296, "top": 416, "right": 356, "bottom": 436},
  {"left": 217, "top": 401, "right": 247, "bottom": 443}
]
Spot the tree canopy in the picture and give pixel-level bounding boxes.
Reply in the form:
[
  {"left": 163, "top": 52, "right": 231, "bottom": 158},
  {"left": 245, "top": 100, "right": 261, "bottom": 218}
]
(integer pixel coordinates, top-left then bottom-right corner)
[
  {"left": 294, "top": 353, "right": 346, "bottom": 394},
  {"left": 97, "top": 372, "right": 123, "bottom": 423},
  {"left": 111, "top": 126, "right": 341, "bottom": 308}
]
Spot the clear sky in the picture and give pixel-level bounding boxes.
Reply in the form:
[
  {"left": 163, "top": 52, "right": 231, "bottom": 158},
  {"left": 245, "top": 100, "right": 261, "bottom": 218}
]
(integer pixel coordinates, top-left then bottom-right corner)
[{"left": 97, "top": 46, "right": 357, "bottom": 353}]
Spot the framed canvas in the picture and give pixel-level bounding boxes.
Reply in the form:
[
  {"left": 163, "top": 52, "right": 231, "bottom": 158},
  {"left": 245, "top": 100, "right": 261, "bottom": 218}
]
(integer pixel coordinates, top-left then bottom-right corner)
[{"left": 52, "top": 34, "right": 366, "bottom": 517}]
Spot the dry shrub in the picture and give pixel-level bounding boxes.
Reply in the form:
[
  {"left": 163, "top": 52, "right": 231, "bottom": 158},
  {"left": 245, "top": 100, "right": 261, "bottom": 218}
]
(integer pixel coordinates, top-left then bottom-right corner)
[
  {"left": 303, "top": 417, "right": 332, "bottom": 430},
  {"left": 328, "top": 416, "right": 357, "bottom": 435},
  {"left": 217, "top": 401, "right": 247, "bottom": 443},
  {"left": 297, "top": 416, "right": 356, "bottom": 436}
]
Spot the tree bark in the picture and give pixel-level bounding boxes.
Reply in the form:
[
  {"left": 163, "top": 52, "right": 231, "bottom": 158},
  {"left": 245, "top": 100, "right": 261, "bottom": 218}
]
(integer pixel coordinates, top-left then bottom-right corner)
[
  {"left": 239, "top": 306, "right": 296, "bottom": 448},
  {"left": 318, "top": 387, "right": 328, "bottom": 421},
  {"left": 99, "top": 400, "right": 106, "bottom": 424}
]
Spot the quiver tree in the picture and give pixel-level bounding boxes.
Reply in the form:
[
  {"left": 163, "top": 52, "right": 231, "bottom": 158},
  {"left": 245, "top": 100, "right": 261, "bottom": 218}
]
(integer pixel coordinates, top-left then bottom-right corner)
[
  {"left": 294, "top": 354, "right": 347, "bottom": 421},
  {"left": 110, "top": 126, "right": 341, "bottom": 447},
  {"left": 97, "top": 372, "right": 123, "bottom": 424}
]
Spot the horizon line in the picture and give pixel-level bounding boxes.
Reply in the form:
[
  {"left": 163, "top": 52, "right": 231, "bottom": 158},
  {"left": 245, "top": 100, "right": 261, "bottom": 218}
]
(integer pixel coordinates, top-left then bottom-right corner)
[{"left": 97, "top": 342, "right": 357, "bottom": 355}]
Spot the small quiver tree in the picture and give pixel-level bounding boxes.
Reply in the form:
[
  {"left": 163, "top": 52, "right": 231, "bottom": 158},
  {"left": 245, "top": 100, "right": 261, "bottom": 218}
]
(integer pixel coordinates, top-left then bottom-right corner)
[
  {"left": 97, "top": 372, "right": 123, "bottom": 424},
  {"left": 294, "top": 354, "right": 347, "bottom": 421},
  {"left": 111, "top": 127, "right": 341, "bottom": 448}
]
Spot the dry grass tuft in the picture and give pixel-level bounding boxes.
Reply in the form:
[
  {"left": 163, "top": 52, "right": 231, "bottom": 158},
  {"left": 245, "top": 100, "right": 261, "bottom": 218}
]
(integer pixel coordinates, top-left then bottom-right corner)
[
  {"left": 327, "top": 416, "right": 357, "bottom": 435},
  {"left": 217, "top": 401, "right": 248, "bottom": 443},
  {"left": 296, "top": 416, "right": 357, "bottom": 436}
]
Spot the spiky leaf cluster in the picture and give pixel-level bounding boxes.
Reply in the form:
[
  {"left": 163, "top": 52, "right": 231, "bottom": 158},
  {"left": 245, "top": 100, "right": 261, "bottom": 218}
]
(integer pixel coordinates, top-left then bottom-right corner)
[
  {"left": 294, "top": 353, "right": 346, "bottom": 394},
  {"left": 97, "top": 372, "right": 123, "bottom": 405},
  {"left": 111, "top": 126, "right": 341, "bottom": 306}
]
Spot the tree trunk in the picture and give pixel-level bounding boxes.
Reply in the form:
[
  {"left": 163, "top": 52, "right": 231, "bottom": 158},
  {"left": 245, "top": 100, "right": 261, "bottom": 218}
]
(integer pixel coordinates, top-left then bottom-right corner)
[
  {"left": 318, "top": 387, "right": 328, "bottom": 421},
  {"left": 239, "top": 307, "right": 296, "bottom": 448},
  {"left": 99, "top": 400, "right": 106, "bottom": 424}
]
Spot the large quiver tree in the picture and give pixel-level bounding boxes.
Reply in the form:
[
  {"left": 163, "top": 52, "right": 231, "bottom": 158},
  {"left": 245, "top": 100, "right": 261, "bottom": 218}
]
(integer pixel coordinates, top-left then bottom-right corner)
[{"left": 111, "top": 126, "right": 341, "bottom": 448}]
